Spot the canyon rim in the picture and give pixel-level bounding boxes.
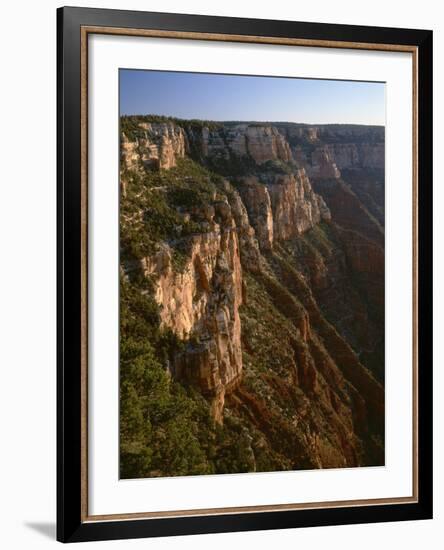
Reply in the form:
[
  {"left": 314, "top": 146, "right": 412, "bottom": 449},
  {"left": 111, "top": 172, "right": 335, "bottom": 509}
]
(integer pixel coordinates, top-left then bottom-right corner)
[{"left": 119, "top": 71, "right": 385, "bottom": 479}]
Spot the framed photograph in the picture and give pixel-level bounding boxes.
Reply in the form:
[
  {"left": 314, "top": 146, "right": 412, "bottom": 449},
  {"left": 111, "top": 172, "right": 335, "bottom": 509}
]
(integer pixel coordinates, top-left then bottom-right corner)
[{"left": 57, "top": 6, "right": 433, "bottom": 543}]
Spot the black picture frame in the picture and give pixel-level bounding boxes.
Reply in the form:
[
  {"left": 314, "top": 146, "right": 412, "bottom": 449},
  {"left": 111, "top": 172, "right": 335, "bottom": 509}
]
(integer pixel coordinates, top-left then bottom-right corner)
[{"left": 57, "top": 6, "right": 433, "bottom": 543}]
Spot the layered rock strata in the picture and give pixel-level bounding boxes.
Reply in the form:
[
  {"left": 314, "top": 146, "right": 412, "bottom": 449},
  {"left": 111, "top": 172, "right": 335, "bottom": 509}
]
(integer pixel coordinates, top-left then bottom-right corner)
[
  {"left": 121, "top": 121, "right": 186, "bottom": 171},
  {"left": 120, "top": 117, "right": 385, "bottom": 468},
  {"left": 141, "top": 202, "right": 243, "bottom": 423}
]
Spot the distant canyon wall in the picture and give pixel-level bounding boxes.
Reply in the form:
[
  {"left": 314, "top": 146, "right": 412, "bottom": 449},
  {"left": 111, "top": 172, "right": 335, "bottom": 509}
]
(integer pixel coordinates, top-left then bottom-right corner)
[{"left": 121, "top": 120, "right": 384, "bottom": 178}]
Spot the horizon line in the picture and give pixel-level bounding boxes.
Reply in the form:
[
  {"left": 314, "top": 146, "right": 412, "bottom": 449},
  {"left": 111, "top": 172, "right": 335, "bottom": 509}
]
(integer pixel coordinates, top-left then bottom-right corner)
[{"left": 120, "top": 114, "right": 385, "bottom": 128}]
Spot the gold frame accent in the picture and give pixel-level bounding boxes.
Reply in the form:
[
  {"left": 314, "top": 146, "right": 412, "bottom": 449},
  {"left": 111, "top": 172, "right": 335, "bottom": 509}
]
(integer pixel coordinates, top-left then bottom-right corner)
[{"left": 80, "top": 26, "right": 419, "bottom": 523}]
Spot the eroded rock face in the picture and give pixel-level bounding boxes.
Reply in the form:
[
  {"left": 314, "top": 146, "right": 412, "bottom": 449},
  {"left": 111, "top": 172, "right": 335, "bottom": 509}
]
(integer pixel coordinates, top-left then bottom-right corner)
[
  {"left": 121, "top": 117, "right": 384, "bottom": 461},
  {"left": 191, "top": 124, "right": 294, "bottom": 165},
  {"left": 234, "top": 171, "right": 331, "bottom": 250},
  {"left": 121, "top": 122, "right": 186, "bottom": 170},
  {"left": 309, "top": 148, "right": 341, "bottom": 179},
  {"left": 220, "top": 180, "right": 262, "bottom": 272},
  {"left": 122, "top": 120, "right": 384, "bottom": 177},
  {"left": 121, "top": 136, "right": 141, "bottom": 172},
  {"left": 143, "top": 205, "right": 243, "bottom": 422},
  {"left": 266, "top": 171, "right": 331, "bottom": 240},
  {"left": 238, "top": 176, "right": 274, "bottom": 251},
  {"left": 278, "top": 124, "right": 385, "bottom": 177},
  {"left": 324, "top": 143, "right": 384, "bottom": 170},
  {"left": 200, "top": 127, "right": 231, "bottom": 159},
  {"left": 243, "top": 125, "right": 293, "bottom": 164}
]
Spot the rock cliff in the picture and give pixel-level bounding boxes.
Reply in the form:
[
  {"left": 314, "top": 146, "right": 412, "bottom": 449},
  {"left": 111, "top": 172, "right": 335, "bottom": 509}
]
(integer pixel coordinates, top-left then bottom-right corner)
[
  {"left": 139, "top": 200, "right": 244, "bottom": 423},
  {"left": 275, "top": 124, "right": 384, "bottom": 193},
  {"left": 121, "top": 121, "right": 186, "bottom": 171},
  {"left": 266, "top": 171, "right": 331, "bottom": 239},
  {"left": 120, "top": 116, "right": 385, "bottom": 476},
  {"left": 198, "top": 123, "right": 293, "bottom": 165}
]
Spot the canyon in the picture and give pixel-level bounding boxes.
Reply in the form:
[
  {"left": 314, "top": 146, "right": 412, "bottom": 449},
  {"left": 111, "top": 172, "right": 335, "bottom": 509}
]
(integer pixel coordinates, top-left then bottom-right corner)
[{"left": 120, "top": 116, "right": 385, "bottom": 477}]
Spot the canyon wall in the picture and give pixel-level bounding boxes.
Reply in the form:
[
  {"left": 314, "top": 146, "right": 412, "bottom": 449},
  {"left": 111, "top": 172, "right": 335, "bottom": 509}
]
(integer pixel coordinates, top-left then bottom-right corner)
[
  {"left": 278, "top": 124, "right": 384, "bottom": 172},
  {"left": 121, "top": 121, "right": 186, "bottom": 171},
  {"left": 121, "top": 118, "right": 384, "bottom": 180},
  {"left": 120, "top": 117, "right": 385, "bottom": 474},
  {"left": 140, "top": 201, "right": 244, "bottom": 423}
]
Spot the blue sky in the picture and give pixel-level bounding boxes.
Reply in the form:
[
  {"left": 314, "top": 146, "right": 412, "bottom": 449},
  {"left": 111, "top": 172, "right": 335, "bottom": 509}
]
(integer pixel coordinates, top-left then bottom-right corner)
[{"left": 120, "top": 69, "right": 385, "bottom": 126}]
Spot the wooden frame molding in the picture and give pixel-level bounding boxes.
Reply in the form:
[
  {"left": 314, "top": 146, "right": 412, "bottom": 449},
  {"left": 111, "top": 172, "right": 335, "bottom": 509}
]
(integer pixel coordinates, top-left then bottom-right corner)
[{"left": 80, "top": 25, "right": 419, "bottom": 523}]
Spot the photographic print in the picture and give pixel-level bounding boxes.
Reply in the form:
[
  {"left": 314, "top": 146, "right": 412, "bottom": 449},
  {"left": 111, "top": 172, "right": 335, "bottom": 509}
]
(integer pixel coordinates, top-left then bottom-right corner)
[
  {"left": 119, "top": 69, "right": 385, "bottom": 480},
  {"left": 58, "top": 10, "right": 432, "bottom": 540}
]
